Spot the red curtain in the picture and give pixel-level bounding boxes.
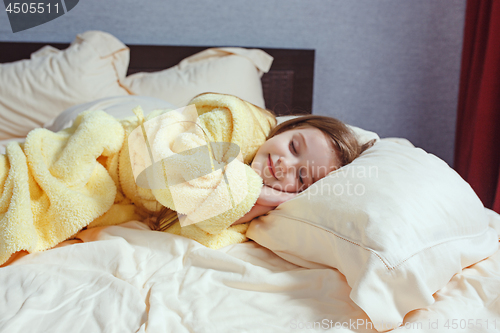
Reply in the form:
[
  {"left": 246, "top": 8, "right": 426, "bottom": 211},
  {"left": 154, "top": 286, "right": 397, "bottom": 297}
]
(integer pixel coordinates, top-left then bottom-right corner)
[{"left": 455, "top": 0, "right": 500, "bottom": 213}]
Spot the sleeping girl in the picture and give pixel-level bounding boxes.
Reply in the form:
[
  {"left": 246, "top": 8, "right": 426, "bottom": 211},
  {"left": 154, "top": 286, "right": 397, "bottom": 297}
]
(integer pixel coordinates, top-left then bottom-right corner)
[
  {"left": 0, "top": 92, "right": 372, "bottom": 265},
  {"left": 232, "top": 113, "right": 374, "bottom": 225},
  {"left": 148, "top": 94, "right": 373, "bottom": 232}
]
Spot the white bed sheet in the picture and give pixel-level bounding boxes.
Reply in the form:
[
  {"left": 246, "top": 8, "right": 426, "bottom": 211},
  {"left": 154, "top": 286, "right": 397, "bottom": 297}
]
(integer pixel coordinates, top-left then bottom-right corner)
[{"left": 1, "top": 218, "right": 499, "bottom": 333}]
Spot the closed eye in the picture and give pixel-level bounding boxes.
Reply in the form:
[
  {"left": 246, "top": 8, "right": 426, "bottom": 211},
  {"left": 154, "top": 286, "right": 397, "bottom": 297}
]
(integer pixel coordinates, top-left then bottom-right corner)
[
  {"left": 290, "top": 140, "right": 298, "bottom": 155},
  {"left": 290, "top": 140, "right": 304, "bottom": 185}
]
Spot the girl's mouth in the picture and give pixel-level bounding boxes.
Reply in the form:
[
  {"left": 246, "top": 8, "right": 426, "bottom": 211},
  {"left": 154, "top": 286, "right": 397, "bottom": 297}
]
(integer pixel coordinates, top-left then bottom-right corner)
[{"left": 268, "top": 154, "right": 277, "bottom": 179}]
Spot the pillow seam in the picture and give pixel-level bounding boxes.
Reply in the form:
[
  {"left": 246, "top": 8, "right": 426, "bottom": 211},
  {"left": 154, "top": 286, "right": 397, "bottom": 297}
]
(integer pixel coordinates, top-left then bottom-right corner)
[
  {"left": 385, "top": 227, "right": 495, "bottom": 270},
  {"left": 269, "top": 211, "right": 493, "bottom": 271},
  {"left": 269, "top": 211, "right": 393, "bottom": 270}
]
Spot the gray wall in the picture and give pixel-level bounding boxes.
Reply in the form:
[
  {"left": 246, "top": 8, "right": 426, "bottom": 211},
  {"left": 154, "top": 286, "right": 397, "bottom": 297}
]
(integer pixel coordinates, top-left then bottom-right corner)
[{"left": 0, "top": 0, "right": 466, "bottom": 166}]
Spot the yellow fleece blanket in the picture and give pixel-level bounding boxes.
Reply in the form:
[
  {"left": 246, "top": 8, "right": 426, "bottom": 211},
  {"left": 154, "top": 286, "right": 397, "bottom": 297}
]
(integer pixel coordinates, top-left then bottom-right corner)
[{"left": 0, "top": 93, "right": 276, "bottom": 265}]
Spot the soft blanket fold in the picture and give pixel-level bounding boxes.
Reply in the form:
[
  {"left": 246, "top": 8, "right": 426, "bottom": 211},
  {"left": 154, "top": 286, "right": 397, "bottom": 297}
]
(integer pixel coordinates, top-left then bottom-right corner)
[{"left": 0, "top": 93, "right": 275, "bottom": 265}]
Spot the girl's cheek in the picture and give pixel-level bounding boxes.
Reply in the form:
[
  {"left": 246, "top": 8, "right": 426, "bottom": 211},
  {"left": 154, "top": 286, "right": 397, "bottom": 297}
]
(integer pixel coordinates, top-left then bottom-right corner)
[{"left": 281, "top": 178, "right": 294, "bottom": 193}]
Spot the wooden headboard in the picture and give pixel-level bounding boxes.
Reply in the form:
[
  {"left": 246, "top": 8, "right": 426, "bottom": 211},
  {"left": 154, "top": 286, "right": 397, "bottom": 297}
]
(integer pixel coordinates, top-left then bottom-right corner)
[{"left": 0, "top": 42, "right": 314, "bottom": 116}]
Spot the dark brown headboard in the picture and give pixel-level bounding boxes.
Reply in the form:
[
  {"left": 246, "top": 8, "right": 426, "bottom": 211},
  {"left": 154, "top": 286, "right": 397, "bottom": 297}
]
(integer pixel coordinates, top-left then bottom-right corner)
[{"left": 0, "top": 42, "right": 314, "bottom": 116}]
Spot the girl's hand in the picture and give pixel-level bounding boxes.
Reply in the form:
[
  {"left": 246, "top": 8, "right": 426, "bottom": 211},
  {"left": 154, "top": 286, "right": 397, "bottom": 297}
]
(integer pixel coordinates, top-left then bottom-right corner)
[
  {"left": 231, "top": 204, "right": 275, "bottom": 225},
  {"left": 230, "top": 186, "right": 298, "bottom": 226},
  {"left": 256, "top": 185, "right": 298, "bottom": 207}
]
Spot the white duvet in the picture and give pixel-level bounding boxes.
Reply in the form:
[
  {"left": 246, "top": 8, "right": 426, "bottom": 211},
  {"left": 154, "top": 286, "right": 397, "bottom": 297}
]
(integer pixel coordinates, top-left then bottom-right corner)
[{"left": 1, "top": 220, "right": 499, "bottom": 333}]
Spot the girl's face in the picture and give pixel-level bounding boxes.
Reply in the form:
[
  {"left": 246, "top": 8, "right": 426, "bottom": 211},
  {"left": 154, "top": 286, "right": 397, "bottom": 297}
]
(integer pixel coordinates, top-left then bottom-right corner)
[{"left": 251, "top": 126, "right": 341, "bottom": 193}]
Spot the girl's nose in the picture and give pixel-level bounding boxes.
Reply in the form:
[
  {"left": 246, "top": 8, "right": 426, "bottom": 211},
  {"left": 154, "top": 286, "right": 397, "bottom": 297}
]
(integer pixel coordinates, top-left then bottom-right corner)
[{"left": 277, "top": 157, "right": 294, "bottom": 177}]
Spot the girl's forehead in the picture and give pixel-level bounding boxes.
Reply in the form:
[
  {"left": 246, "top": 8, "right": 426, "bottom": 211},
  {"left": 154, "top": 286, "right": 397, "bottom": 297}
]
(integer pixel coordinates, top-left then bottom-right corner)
[
  {"left": 283, "top": 125, "right": 320, "bottom": 136},
  {"left": 288, "top": 127, "right": 336, "bottom": 148}
]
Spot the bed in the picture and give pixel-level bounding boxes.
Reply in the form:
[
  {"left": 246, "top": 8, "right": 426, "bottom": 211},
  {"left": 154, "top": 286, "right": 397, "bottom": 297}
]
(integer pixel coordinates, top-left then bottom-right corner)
[{"left": 1, "top": 31, "right": 500, "bottom": 333}]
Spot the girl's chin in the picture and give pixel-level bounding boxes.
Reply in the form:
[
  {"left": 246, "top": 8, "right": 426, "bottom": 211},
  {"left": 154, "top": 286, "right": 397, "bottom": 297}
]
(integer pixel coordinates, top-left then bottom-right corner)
[{"left": 262, "top": 179, "right": 274, "bottom": 188}]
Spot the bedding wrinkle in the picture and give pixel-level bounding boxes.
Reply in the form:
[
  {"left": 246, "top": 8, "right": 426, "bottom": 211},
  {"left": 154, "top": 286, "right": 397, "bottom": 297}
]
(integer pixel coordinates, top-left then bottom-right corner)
[
  {"left": 10, "top": 220, "right": 500, "bottom": 333},
  {"left": 459, "top": 272, "right": 500, "bottom": 308},
  {"left": 142, "top": 287, "right": 152, "bottom": 331}
]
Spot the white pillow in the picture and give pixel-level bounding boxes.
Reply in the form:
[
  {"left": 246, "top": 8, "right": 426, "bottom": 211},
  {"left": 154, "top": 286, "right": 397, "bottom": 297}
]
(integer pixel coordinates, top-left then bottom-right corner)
[
  {"left": 247, "top": 139, "right": 499, "bottom": 331},
  {"left": 0, "top": 31, "right": 130, "bottom": 140},
  {"left": 0, "top": 96, "right": 177, "bottom": 155},
  {"left": 121, "top": 47, "right": 273, "bottom": 109},
  {"left": 43, "top": 96, "right": 178, "bottom": 132}
]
